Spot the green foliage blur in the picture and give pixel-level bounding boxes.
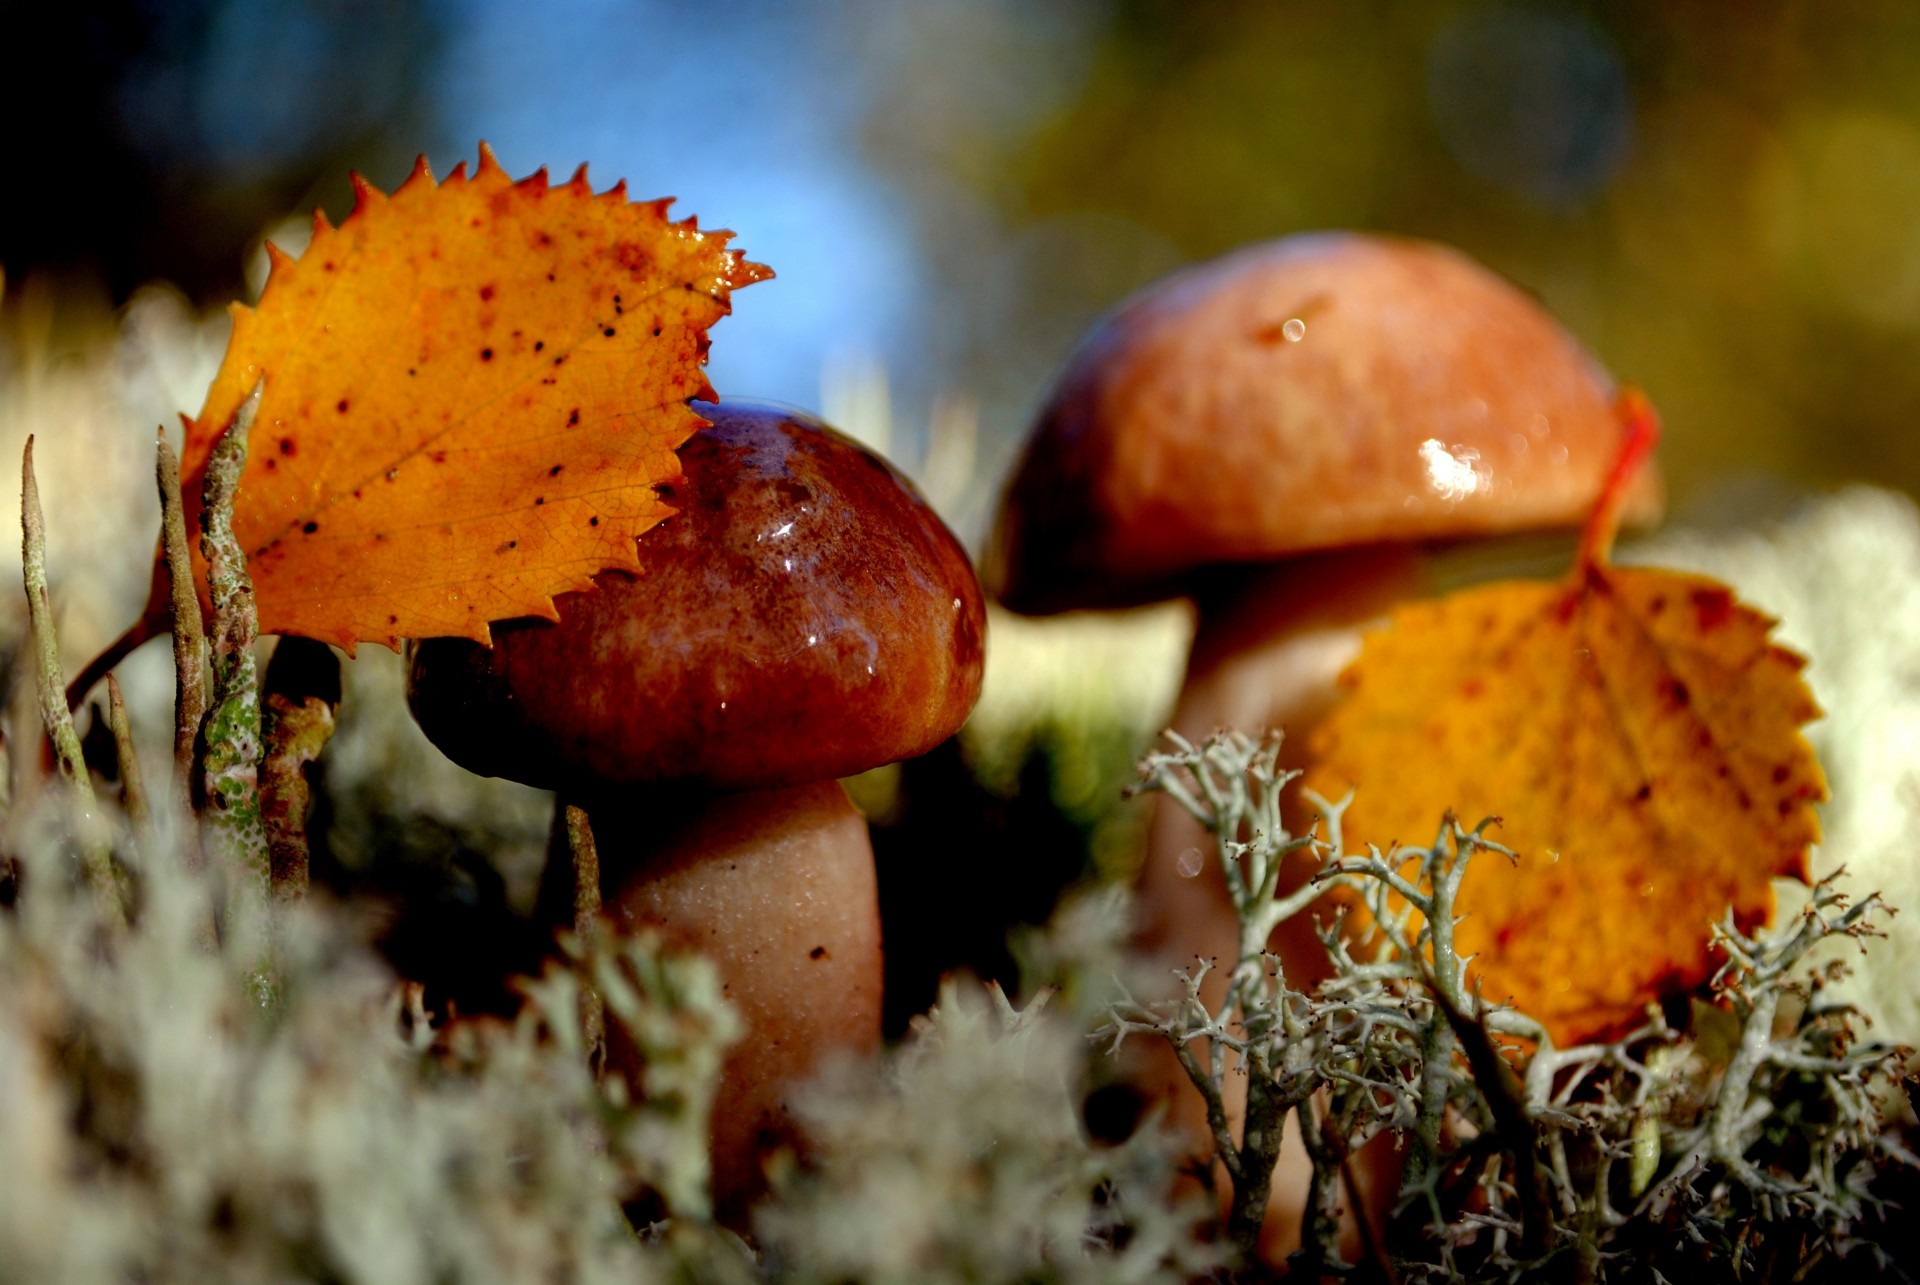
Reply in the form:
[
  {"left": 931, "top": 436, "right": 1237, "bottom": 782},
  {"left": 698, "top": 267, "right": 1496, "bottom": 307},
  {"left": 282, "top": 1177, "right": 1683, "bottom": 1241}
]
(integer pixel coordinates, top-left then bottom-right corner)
[{"left": 861, "top": 0, "right": 1920, "bottom": 517}]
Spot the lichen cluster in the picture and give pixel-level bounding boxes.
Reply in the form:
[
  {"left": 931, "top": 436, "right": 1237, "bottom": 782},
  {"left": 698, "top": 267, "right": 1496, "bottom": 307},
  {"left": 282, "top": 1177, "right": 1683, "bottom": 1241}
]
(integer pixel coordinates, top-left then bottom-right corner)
[
  {"left": 0, "top": 777, "right": 1208, "bottom": 1283},
  {"left": 1114, "top": 730, "right": 1916, "bottom": 1281}
]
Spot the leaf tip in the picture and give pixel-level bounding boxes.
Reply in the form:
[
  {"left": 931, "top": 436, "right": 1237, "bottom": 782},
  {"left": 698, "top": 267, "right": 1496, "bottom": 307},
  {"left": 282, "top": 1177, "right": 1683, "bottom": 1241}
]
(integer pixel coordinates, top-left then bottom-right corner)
[
  {"left": 476, "top": 141, "right": 508, "bottom": 179},
  {"left": 348, "top": 171, "right": 386, "bottom": 216},
  {"left": 728, "top": 252, "right": 775, "bottom": 288}
]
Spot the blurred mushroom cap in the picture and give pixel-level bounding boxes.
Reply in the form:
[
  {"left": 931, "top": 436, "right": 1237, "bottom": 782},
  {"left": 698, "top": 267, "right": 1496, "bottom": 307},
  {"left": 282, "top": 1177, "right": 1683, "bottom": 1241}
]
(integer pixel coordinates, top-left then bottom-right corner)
[
  {"left": 986, "top": 232, "right": 1662, "bottom": 614},
  {"left": 408, "top": 401, "right": 987, "bottom": 791}
]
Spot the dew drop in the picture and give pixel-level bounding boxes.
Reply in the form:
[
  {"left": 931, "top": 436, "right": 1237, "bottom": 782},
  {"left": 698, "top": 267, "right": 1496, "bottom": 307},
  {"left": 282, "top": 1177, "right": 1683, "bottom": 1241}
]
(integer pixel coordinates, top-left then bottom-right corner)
[{"left": 1176, "top": 847, "right": 1205, "bottom": 879}]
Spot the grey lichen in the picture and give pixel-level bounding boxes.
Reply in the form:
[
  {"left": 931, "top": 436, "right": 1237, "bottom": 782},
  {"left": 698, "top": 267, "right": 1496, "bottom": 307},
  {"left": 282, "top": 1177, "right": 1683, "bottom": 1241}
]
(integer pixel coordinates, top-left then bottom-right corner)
[
  {"left": 0, "top": 790, "right": 749, "bottom": 1285},
  {"left": 1114, "top": 729, "right": 1917, "bottom": 1282},
  {"left": 758, "top": 976, "right": 1214, "bottom": 1285}
]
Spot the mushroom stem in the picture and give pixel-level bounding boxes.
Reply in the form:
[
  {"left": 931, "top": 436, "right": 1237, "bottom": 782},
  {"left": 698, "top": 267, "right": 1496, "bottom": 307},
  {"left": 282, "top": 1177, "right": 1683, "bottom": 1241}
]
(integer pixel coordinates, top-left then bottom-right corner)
[
  {"left": 589, "top": 779, "right": 883, "bottom": 1222},
  {"left": 1135, "top": 543, "right": 1426, "bottom": 1261}
]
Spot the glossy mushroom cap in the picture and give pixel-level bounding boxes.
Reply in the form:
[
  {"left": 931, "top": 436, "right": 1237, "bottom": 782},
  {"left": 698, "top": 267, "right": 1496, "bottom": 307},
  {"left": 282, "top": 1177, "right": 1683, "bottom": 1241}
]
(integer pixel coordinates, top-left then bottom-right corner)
[
  {"left": 408, "top": 401, "right": 987, "bottom": 791},
  {"left": 986, "top": 232, "right": 1663, "bottom": 614}
]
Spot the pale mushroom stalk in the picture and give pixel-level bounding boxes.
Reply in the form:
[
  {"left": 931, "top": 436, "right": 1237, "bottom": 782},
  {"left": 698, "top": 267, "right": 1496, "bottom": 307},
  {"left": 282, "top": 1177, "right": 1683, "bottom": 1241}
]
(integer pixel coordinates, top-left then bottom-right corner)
[
  {"left": 1138, "top": 547, "right": 1425, "bottom": 1264},
  {"left": 585, "top": 780, "right": 881, "bottom": 1208}
]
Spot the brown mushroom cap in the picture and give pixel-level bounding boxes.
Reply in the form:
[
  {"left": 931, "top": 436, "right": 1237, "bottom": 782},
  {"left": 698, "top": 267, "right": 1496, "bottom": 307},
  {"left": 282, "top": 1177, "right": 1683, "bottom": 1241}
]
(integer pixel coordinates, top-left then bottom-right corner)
[
  {"left": 408, "top": 400, "right": 986, "bottom": 791},
  {"left": 986, "top": 232, "right": 1663, "bottom": 614}
]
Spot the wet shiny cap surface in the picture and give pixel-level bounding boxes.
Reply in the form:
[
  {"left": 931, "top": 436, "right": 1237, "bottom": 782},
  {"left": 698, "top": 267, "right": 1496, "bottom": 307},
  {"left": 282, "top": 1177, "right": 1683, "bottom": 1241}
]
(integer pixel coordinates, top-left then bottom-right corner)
[
  {"left": 986, "top": 232, "right": 1663, "bottom": 614},
  {"left": 408, "top": 400, "right": 987, "bottom": 791}
]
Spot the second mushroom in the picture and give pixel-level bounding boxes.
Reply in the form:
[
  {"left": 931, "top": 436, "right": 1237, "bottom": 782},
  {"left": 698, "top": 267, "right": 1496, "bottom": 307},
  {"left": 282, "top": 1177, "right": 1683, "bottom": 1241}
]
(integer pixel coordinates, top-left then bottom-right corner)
[{"left": 986, "top": 231, "right": 1661, "bottom": 1259}]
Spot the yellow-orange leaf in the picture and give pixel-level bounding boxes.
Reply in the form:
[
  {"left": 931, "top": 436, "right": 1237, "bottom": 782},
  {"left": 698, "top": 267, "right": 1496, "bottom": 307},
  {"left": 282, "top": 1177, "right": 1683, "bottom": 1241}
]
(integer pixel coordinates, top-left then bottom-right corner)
[
  {"left": 180, "top": 144, "right": 769, "bottom": 650},
  {"left": 1304, "top": 423, "right": 1824, "bottom": 1046}
]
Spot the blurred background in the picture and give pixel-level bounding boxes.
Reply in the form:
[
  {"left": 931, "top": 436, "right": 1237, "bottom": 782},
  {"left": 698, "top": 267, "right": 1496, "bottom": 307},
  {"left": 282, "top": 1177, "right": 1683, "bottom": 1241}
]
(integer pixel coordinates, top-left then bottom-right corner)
[
  {"left": 11, "top": 0, "right": 1920, "bottom": 525},
  {"left": 6, "top": 0, "right": 1920, "bottom": 1025}
]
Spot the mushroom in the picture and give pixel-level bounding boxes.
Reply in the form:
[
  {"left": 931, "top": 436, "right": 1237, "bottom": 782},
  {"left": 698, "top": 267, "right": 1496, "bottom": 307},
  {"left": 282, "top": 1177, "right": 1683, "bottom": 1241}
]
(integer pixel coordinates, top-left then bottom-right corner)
[
  {"left": 408, "top": 399, "right": 986, "bottom": 1217},
  {"left": 984, "top": 232, "right": 1660, "bottom": 1256}
]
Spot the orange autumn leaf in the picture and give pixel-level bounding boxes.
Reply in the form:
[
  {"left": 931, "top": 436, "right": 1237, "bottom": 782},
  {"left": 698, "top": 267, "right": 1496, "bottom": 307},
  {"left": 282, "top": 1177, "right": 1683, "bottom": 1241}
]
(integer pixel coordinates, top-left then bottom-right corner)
[
  {"left": 1303, "top": 395, "right": 1826, "bottom": 1046},
  {"left": 180, "top": 143, "right": 769, "bottom": 650}
]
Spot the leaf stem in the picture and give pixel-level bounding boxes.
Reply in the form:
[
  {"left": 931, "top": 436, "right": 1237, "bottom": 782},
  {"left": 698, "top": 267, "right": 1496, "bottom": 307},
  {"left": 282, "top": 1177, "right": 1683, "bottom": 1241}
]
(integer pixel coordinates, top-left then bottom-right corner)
[{"left": 1575, "top": 387, "right": 1662, "bottom": 571}]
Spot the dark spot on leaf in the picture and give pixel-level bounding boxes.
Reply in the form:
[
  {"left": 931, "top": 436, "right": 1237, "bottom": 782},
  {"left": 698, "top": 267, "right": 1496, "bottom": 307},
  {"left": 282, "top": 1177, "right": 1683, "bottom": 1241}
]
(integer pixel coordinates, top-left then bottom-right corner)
[
  {"left": 1633, "top": 782, "right": 1652, "bottom": 802},
  {"left": 480, "top": 348, "right": 493, "bottom": 361},
  {"left": 651, "top": 327, "right": 662, "bottom": 337},
  {"left": 1648, "top": 594, "right": 1666, "bottom": 615},
  {"left": 431, "top": 451, "right": 447, "bottom": 464},
  {"left": 279, "top": 437, "right": 296, "bottom": 456},
  {"left": 323, "top": 260, "right": 336, "bottom": 272},
  {"left": 1662, "top": 679, "right": 1690, "bottom": 708},
  {"left": 1691, "top": 587, "right": 1734, "bottom": 631},
  {"left": 603, "top": 326, "right": 616, "bottom": 338},
  {"left": 589, "top": 516, "right": 599, "bottom": 526},
  {"left": 567, "top": 408, "right": 580, "bottom": 427},
  {"left": 809, "top": 946, "right": 828, "bottom": 961},
  {"left": 303, "top": 521, "right": 319, "bottom": 534},
  {"left": 549, "top": 465, "right": 563, "bottom": 477},
  {"left": 389, "top": 615, "right": 398, "bottom": 624},
  {"left": 535, "top": 496, "right": 545, "bottom": 506},
  {"left": 479, "top": 284, "right": 495, "bottom": 302},
  {"left": 533, "top": 340, "right": 544, "bottom": 353}
]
